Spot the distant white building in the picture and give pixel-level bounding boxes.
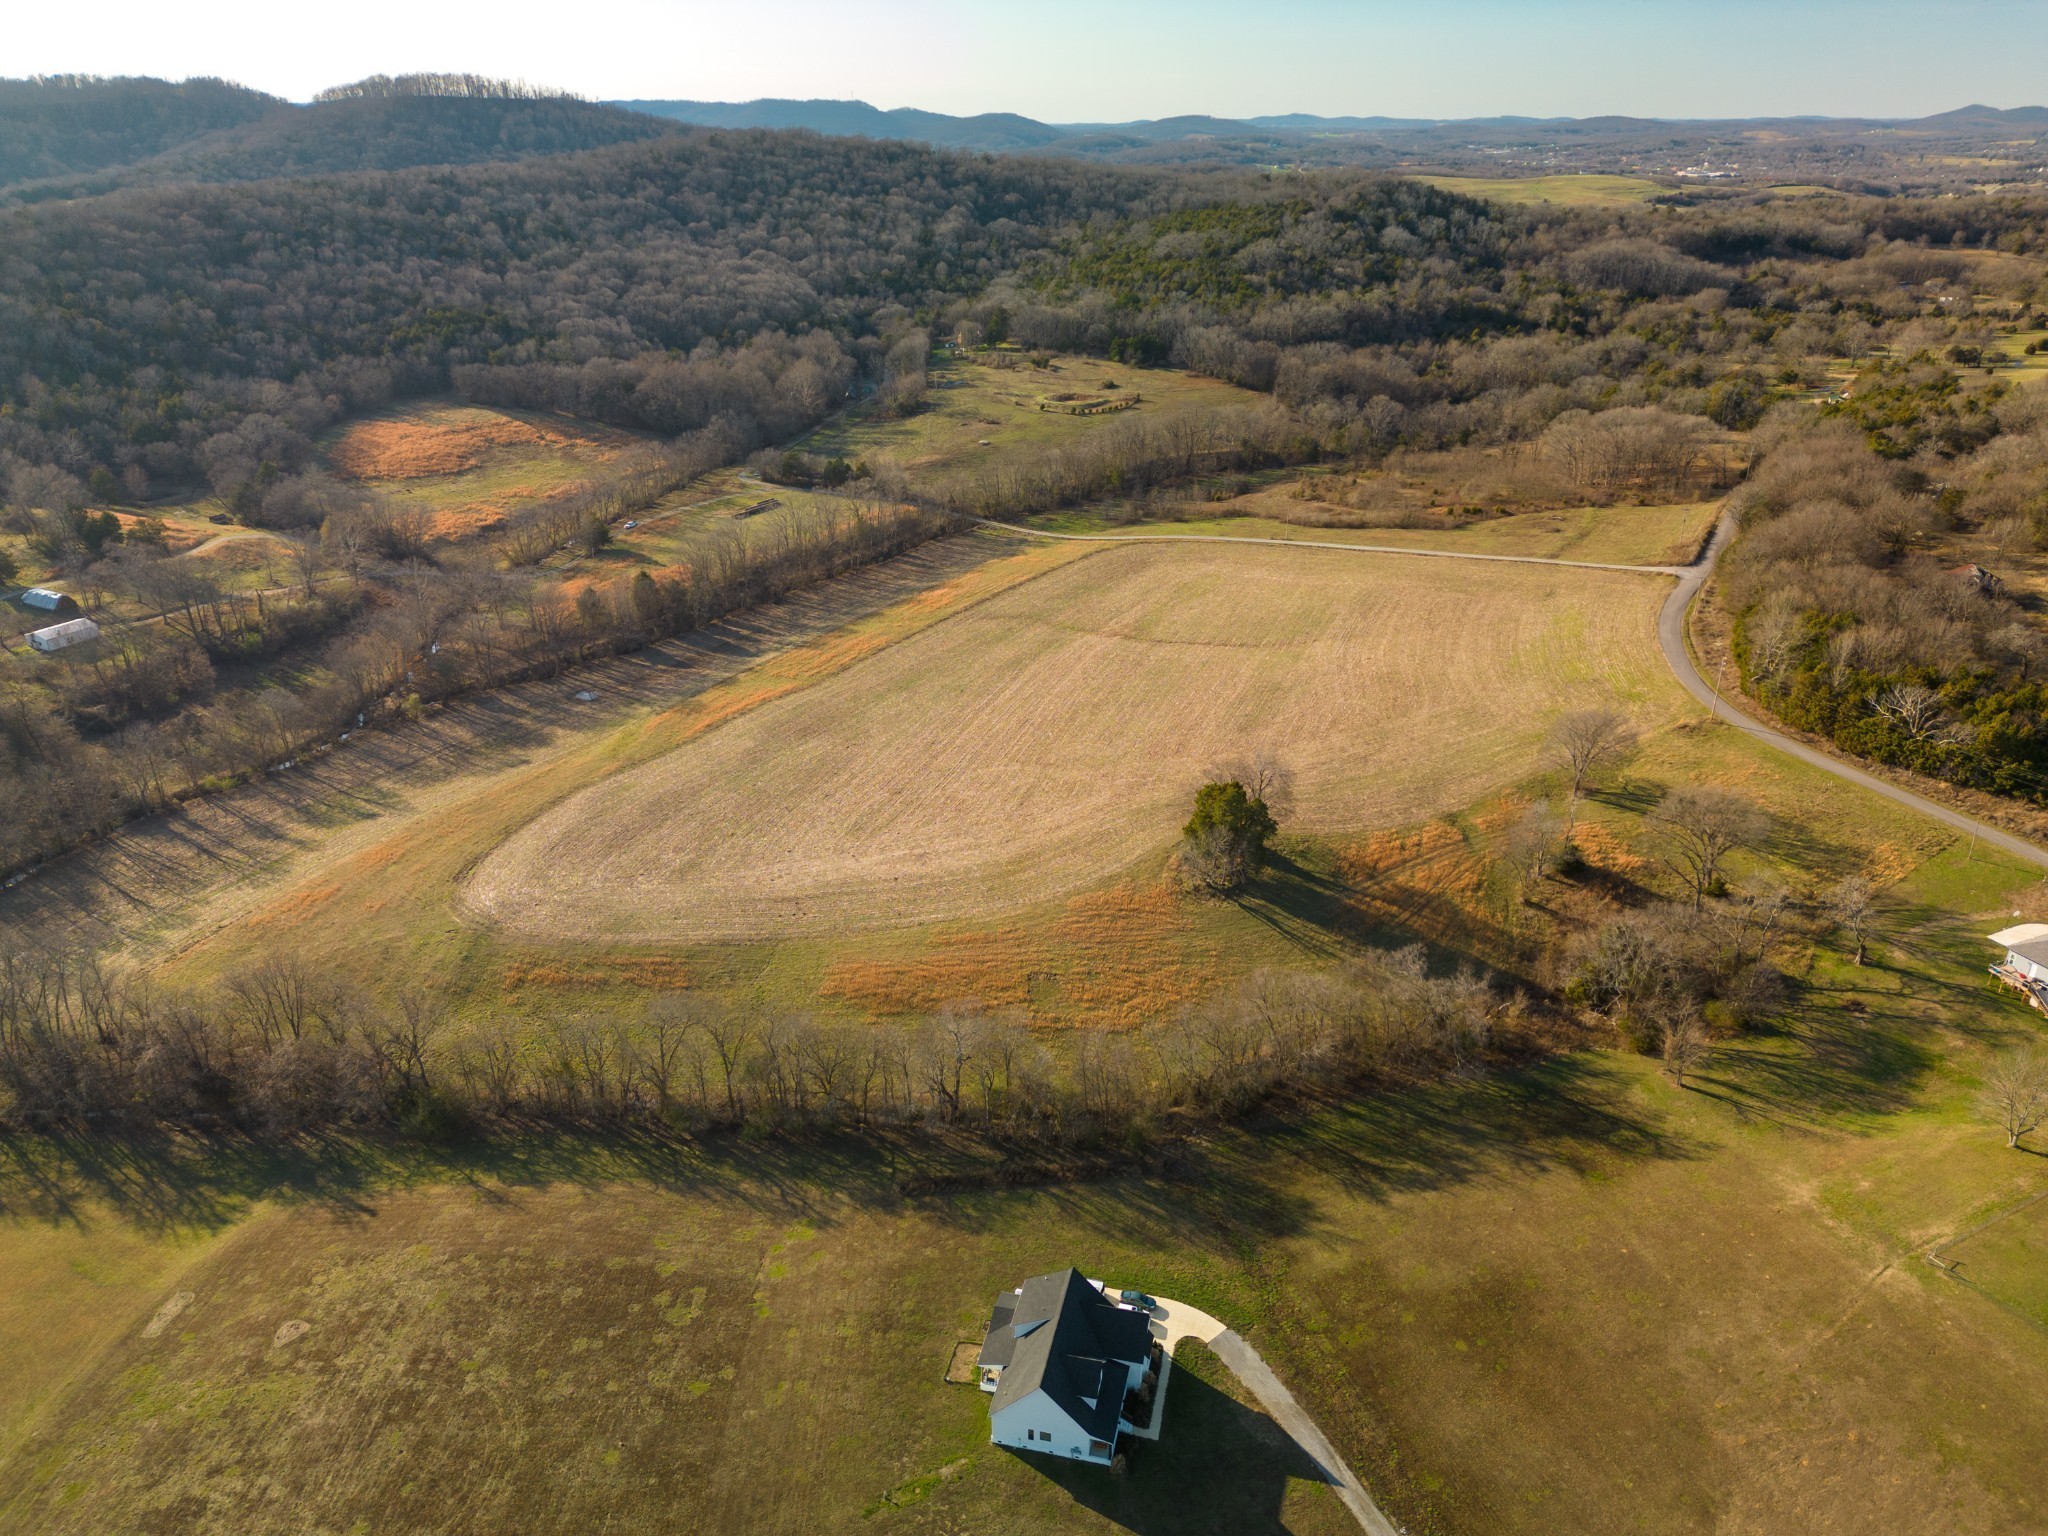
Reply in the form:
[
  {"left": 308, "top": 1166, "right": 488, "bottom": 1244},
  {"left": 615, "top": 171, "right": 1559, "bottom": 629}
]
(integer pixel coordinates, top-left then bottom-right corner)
[
  {"left": 20, "top": 587, "right": 74, "bottom": 612},
  {"left": 28, "top": 617, "right": 100, "bottom": 653},
  {"left": 975, "top": 1267, "right": 1160, "bottom": 1467}
]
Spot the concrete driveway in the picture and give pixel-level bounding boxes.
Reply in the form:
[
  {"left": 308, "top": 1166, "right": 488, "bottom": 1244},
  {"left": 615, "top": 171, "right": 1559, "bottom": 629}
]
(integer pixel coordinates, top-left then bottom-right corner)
[{"left": 1137, "top": 1292, "right": 1402, "bottom": 1536}]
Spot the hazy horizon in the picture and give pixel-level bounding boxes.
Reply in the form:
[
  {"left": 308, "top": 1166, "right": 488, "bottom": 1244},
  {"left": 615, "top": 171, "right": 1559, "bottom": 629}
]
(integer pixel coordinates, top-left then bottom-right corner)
[{"left": 10, "top": 0, "right": 2047, "bottom": 122}]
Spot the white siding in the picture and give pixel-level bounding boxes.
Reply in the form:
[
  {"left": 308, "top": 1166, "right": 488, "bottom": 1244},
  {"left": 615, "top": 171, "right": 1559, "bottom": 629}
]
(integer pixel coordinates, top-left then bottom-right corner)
[{"left": 990, "top": 1389, "right": 1109, "bottom": 1464}]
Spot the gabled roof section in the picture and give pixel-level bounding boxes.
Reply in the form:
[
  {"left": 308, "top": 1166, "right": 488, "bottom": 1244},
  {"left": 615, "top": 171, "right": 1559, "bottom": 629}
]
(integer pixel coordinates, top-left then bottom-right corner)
[
  {"left": 987, "top": 1268, "right": 1153, "bottom": 1440},
  {"left": 1991, "top": 922, "right": 2048, "bottom": 948}
]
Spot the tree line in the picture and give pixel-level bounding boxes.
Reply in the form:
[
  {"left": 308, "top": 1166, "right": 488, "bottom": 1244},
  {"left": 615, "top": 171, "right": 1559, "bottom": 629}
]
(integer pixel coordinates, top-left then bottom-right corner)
[{"left": 0, "top": 939, "right": 1510, "bottom": 1144}]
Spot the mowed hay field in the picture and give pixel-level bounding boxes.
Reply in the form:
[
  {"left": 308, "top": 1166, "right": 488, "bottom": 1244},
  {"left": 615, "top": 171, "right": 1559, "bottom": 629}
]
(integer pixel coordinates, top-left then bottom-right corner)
[{"left": 465, "top": 542, "right": 1680, "bottom": 945}]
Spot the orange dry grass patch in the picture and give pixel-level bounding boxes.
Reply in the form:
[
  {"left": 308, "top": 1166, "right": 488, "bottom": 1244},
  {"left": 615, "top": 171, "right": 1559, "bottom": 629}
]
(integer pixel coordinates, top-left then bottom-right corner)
[
  {"left": 775, "top": 631, "right": 893, "bottom": 682},
  {"left": 1861, "top": 841, "right": 1918, "bottom": 887},
  {"left": 323, "top": 409, "right": 614, "bottom": 481},
  {"left": 424, "top": 505, "right": 520, "bottom": 540},
  {"left": 1572, "top": 821, "right": 1647, "bottom": 876},
  {"left": 1337, "top": 819, "right": 1499, "bottom": 949},
  {"left": 1046, "top": 881, "right": 1222, "bottom": 1028},
  {"left": 819, "top": 881, "right": 1224, "bottom": 1029},
  {"left": 502, "top": 956, "right": 693, "bottom": 991},
  {"left": 244, "top": 884, "right": 340, "bottom": 930},
  {"left": 822, "top": 930, "right": 1034, "bottom": 1015}
]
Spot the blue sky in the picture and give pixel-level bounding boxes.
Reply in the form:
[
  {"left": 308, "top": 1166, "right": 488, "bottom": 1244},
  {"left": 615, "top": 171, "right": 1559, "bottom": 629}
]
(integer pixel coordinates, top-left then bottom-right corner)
[{"left": 9, "top": 0, "right": 2044, "bottom": 119}]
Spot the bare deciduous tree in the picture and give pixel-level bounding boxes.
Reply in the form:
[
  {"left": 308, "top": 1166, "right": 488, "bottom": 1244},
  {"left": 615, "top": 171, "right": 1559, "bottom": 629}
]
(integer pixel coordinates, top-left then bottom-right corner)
[
  {"left": 1649, "top": 786, "right": 1769, "bottom": 911},
  {"left": 1661, "top": 1010, "right": 1712, "bottom": 1086},
  {"left": 1504, "top": 799, "right": 1568, "bottom": 888},
  {"left": 1826, "top": 874, "right": 1877, "bottom": 966},
  {"left": 1549, "top": 709, "right": 1633, "bottom": 836},
  {"left": 1981, "top": 1047, "right": 2048, "bottom": 1149},
  {"left": 1872, "top": 681, "right": 1947, "bottom": 741}
]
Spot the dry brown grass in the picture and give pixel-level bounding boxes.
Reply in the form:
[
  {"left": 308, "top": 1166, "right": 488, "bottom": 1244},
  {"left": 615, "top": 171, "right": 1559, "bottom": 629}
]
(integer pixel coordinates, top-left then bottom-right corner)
[
  {"left": 501, "top": 956, "right": 695, "bottom": 991},
  {"left": 820, "top": 881, "right": 1224, "bottom": 1027},
  {"left": 327, "top": 409, "right": 605, "bottom": 480},
  {"left": 465, "top": 543, "right": 1684, "bottom": 948}
]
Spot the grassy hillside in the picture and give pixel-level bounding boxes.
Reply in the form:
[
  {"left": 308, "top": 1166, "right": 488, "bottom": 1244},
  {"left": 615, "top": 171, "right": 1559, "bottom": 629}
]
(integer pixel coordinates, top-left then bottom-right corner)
[{"left": 3, "top": 826, "right": 2045, "bottom": 1535}]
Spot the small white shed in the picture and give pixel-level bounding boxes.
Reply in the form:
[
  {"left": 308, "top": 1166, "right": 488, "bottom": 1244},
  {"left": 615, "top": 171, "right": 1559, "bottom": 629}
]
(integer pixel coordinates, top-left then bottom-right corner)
[
  {"left": 21, "top": 587, "right": 74, "bottom": 612},
  {"left": 28, "top": 617, "right": 100, "bottom": 653}
]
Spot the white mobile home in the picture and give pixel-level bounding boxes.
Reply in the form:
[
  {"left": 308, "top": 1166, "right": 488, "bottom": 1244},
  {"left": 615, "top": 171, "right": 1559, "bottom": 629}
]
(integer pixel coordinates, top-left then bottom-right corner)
[
  {"left": 975, "top": 1267, "right": 1160, "bottom": 1467},
  {"left": 28, "top": 617, "right": 100, "bottom": 653},
  {"left": 1989, "top": 923, "right": 2048, "bottom": 1010}
]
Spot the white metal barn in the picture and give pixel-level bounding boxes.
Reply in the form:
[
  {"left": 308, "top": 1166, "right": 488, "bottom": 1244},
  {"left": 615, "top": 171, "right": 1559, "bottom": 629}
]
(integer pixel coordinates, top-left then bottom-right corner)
[
  {"left": 28, "top": 617, "right": 100, "bottom": 653},
  {"left": 20, "top": 587, "right": 74, "bottom": 612}
]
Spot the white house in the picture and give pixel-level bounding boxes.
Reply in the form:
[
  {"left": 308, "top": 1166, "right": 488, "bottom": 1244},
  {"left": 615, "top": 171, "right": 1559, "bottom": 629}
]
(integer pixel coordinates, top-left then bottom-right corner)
[
  {"left": 1991, "top": 923, "right": 2048, "bottom": 980},
  {"left": 1989, "top": 923, "right": 2048, "bottom": 1012},
  {"left": 28, "top": 617, "right": 100, "bottom": 653},
  {"left": 975, "top": 1267, "right": 1160, "bottom": 1467}
]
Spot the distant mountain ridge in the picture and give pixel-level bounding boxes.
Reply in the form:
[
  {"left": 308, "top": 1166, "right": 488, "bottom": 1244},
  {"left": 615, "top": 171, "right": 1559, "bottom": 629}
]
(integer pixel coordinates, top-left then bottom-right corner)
[{"left": 616, "top": 95, "right": 2048, "bottom": 150}]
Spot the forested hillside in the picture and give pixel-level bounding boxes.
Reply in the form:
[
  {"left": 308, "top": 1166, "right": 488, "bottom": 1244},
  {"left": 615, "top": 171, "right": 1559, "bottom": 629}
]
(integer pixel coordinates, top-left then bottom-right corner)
[
  {"left": 0, "top": 130, "right": 1170, "bottom": 499},
  {"left": 0, "top": 74, "right": 282, "bottom": 186},
  {"left": 11, "top": 98, "right": 2048, "bottom": 875},
  {"left": 0, "top": 75, "right": 682, "bottom": 203}
]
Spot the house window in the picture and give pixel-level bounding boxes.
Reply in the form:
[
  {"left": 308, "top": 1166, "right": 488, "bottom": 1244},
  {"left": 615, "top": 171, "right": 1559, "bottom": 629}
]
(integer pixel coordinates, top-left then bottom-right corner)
[{"left": 1089, "top": 1439, "right": 1112, "bottom": 1457}]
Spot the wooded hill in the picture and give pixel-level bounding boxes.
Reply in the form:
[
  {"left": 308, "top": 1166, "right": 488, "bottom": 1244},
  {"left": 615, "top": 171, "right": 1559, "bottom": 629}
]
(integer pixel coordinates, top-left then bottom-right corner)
[{"left": 0, "top": 74, "right": 680, "bottom": 199}]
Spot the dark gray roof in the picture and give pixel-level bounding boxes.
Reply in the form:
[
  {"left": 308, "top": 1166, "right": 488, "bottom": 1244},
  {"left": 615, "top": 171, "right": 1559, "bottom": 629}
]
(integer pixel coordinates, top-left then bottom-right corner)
[
  {"left": 977, "top": 1293, "right": 1020, "bottom": 1369},
  {"left": 2008, "top": 937, "right": 2048, "bottom": 965},
  {"left": 986, "top": 1268, "right": 1153, "bottom": 1441}
]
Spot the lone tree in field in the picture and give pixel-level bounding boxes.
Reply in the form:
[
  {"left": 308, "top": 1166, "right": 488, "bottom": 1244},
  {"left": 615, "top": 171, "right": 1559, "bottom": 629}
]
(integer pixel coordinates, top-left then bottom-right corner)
[
  {"left": 1826, "top": 874, "right": 1878, "bottom": 966},
  {"left": 1649, "top": 785, "right": 1769, "bottom": 911},
  {"left": 1661, "top": 1010, "right": 1712, "bottom": 1087},
  {"left": 1549, "top": 708, "right": 1633, "bottom": 838},
  {"left": 1180, "top": 779, "right": 1278, "bottom": 894},
  {"left": 1980, "top": 1047, "right": 2048, "bottom": 1150}
]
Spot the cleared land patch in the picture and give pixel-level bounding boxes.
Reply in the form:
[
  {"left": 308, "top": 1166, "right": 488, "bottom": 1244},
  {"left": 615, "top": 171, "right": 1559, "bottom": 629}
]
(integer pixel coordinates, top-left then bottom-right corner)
[
  {"left": 1412, "top": 173, "right": 1669, "bottom": 207},
  {"left": 791, "top": 352, "right": 1262, "bottom": 479},
  {"left": 465, "top": 542, "right": 1678, "bottom": 945},
  {"left": 323, "top": 403, "right": 639, "bottom": 540}
]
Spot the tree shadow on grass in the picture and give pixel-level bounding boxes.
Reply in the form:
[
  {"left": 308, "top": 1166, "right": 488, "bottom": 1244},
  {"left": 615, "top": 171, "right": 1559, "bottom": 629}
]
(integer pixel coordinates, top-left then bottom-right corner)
[
  {"left": 1252, "top": 1052, "right": 1699, "bottom": 1209},
  {"left": 1230, "top": 854, "right": 1358, "bottom": 963},
  {"left": 1013, "top": 1344, "right": 1336, "bottom": 1536},
  {"left": 0, "top": 1121, "right": 928, "bottom": 1238}
]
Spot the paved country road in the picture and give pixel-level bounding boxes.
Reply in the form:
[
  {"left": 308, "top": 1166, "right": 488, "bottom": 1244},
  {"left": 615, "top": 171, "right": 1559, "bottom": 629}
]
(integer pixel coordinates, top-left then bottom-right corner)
[
  {"left": 1146, "top": 1295, "right": 1403, "bottom": 1536},
  {"left": 1655, "top": 512, "right": 2048, "bottom": 871},
  {"left": 985, "top": 514, "right": 2048, "bottom": 872}
]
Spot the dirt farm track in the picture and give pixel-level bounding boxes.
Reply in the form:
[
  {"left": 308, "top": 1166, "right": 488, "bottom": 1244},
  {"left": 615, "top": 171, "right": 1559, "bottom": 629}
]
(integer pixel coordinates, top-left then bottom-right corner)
[{"left": 463, "top": 541, "right": 1681, "bottom": 945}]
